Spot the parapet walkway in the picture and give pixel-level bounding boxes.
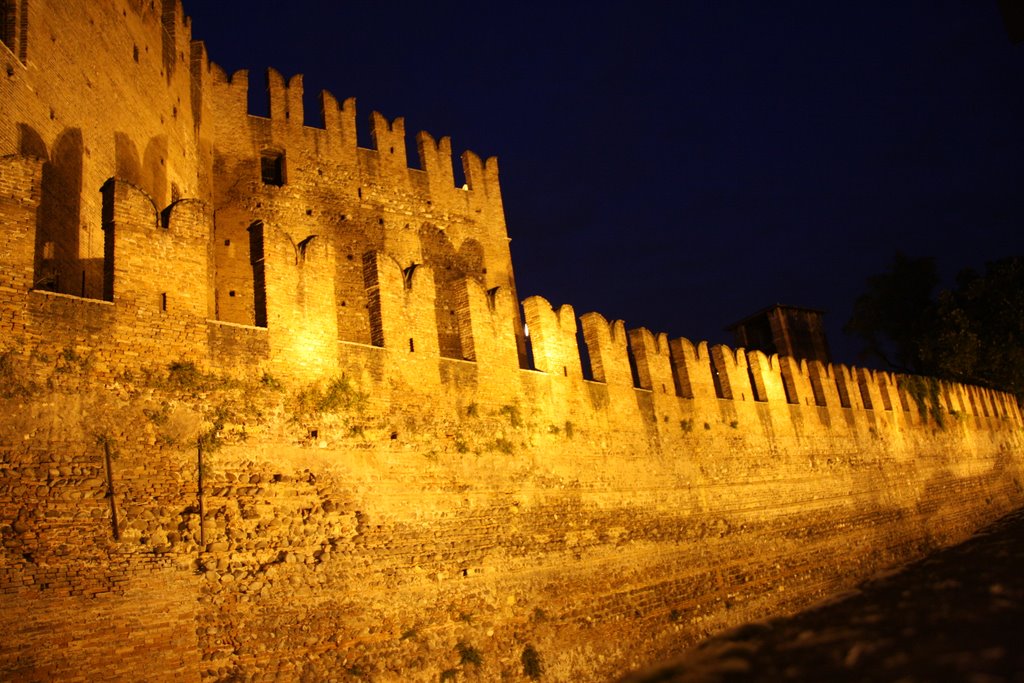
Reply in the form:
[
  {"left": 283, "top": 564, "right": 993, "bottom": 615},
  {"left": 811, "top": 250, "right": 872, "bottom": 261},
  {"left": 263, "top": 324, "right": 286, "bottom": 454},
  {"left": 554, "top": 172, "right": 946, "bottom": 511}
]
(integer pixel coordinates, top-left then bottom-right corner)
[{"left": 624, "top": 508, "right": 1024, "bottom": 682}]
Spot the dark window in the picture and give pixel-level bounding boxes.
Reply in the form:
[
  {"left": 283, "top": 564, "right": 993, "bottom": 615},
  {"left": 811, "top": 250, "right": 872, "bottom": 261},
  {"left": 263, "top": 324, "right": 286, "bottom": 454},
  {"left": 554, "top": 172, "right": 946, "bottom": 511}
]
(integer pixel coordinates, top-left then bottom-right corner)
[
  {"left": 248, "top": 222, "right": 267, "bottom": 327},
  {"left": 0, "top": 1, "right": 15, "bottom": 53},
  {"left": 260, "top": 150, "right": 284, "bottom": 186}
]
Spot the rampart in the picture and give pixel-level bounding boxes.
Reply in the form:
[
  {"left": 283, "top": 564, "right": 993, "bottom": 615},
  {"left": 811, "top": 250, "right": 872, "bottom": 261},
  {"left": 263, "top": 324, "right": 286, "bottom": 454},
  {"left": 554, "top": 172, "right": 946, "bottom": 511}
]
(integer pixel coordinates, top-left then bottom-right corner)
[{"left": 1, "top": 2, "right": 1023, "bottom": 681}]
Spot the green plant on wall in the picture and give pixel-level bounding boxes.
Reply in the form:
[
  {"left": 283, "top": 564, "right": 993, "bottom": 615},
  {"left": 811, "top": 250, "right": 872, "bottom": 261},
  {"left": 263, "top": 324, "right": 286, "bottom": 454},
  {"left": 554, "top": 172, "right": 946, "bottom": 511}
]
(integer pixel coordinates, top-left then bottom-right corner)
[
  {"left": 901, "top": 374, "right": 944, "bottom": 426},
  {"left": 293, "top": 376, "right": 368, "bottom": 421},
  {"left": 0, "top": 349, "right": 34, "bottom": 397},
  {"left": 456, "top": 642, "right": 482, "bottom": 667},
  {"left": 498, "top": 403, "right": 522, "bottom": 428},
  {"left": 167, "top": 360, "right": 203, "bottom": 389},
  {"left": 521, "top": 644, "right": 543, "bottom": 679},
  {"left": 492, "top": 438, "right": 514, "bottom": 455},
  {"left": 260, "top": 372, "right": 283, "bottom": 391}
]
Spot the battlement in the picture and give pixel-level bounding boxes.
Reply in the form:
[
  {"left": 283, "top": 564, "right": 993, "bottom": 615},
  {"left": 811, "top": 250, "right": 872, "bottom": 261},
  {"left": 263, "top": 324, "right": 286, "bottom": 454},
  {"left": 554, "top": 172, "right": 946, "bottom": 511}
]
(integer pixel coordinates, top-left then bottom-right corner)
[
  {"left": 203, "top": 62, "right": 504, "bottom": 213},
  {"left": 1, "top": 154, "right": 1019, "bottom": 433}
]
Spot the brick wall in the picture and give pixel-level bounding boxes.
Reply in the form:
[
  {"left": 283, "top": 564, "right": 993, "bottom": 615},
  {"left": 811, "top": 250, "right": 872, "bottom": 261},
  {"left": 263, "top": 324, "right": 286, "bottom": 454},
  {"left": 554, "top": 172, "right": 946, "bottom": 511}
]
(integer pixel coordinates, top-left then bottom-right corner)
[{"left": 1, "top": 2, "right": 1023, "bottom": 681}]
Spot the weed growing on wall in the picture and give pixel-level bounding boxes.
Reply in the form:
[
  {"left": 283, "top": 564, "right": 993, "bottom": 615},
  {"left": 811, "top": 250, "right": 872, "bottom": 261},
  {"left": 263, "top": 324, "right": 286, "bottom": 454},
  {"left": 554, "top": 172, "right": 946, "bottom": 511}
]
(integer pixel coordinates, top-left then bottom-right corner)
[
  {"left": 492, "top": 438, "right": 514, "bottom": 454},
  {"left": 260, "top": 373, "right": 283, "bottom": 391},
  {"left": 901, "top": 374, "right": 945, "bottom": 426},
  {"left": 293, "top": 376, "right": 368, "bottom": 420},
  {"left": 521, "top": 644, "right": 543, "bottom": 680},
  {"left": 143, "top": 402, "right": 171, "bottom": 426},
  {"left": 167, "top": 360, "right": 203, "bottom": 388},
  {"left": 499, "top": 403, "right": 522, "bottom": 428},
  {"left": 163, "top": 360, "right": 239, "bottom": 394},
  {"left": 54, "top": 346, "right": 92, "bottom": 374},
  {"left": 0, "top": 348, "right": 34, "bottom": 397},
  {"left": 456, "top": 642, "right": 482, "bottom": 667}
]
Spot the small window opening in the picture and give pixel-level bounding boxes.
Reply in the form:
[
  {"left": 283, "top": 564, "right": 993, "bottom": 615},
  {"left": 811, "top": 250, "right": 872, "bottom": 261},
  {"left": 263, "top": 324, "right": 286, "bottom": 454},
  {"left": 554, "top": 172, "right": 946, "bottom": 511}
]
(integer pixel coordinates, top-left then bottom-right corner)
[
  {"left": 409, "top": 338, "right": 415, "bottom": 353},
  {"left": 306, "top": 209, "right": 312, "bottom": 216},
  {"left": 160, "top": 292, "right": 167, "bottom": 311},
  {"left": 357, "top": 187, "right": 362, "bottom": 199},
  {"left": 709, "top": 355, "right": 725, "bottom": 399},
  {"left": 133, "top": 45, "right": 139, "bottom": 62},
  {"left": 781, "top": 375, "right": 794, "bottom": 404},
  {"left": 747, "top": 367, "right": 764, "bottom": 402},
  {"left": 260, "top": 150, "right": 285, "bottom": 186},
  {"left": 229, "top": 290, "right": 236, "bottom": 297},
  {"left": 836, "top": 376, "right": 851, "bottom": 408},
  {"left": 563, "top": 366, "right": 567, "bottom": 376},
  {"left": 224, "top": 239, "right": 231, "bottom": 246},
  {"left": 309, "top": 429, "right": 318, "bottom": 440}
]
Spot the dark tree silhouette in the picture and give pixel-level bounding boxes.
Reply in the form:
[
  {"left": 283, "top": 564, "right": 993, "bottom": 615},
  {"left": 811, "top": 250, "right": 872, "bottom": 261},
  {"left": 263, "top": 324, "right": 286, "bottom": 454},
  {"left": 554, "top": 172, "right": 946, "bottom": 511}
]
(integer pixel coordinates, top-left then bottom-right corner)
[{"left": 846, "top": 254, "right": 1024, "bottom": 400}]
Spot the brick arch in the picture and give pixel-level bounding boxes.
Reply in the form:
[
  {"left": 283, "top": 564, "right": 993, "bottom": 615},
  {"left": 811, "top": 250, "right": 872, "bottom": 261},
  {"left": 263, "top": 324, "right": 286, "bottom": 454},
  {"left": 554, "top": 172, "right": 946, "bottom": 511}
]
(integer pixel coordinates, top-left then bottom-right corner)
[
  {"left": 24, "top": 127, "right": 89, "bottom": 297},
  {"left": 456, "top": 237, "right": 485, "bottom": 281},
  {"left": 417, "top": 225, "right": 481, "bottom": 360}
]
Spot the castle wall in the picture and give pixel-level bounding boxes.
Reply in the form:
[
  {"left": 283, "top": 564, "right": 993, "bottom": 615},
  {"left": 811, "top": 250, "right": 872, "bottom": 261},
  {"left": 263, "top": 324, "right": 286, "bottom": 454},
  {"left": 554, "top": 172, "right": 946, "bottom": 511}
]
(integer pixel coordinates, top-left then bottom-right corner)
[
  {"left": 2, "top": 176, "right": 1016, "bottom": 682},
  {"left": 0, "top": 298, "right": 1020, "bottom": 680},
  {"left": 0, "top": 0, "right": 202, "bottom": 299},
  {"left": 204, "top": 65, "right": 526, "bottom": 363},
  {"left": 1, "top": 3, "right": 1023, "bottom": 682}
]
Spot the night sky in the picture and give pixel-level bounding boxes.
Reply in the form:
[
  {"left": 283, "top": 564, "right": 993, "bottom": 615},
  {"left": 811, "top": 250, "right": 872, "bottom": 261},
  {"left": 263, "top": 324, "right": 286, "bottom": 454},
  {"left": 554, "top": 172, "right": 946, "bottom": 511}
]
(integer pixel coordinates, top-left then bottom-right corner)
[{"left": 185, "top": 3, "right": 1024, "bottom": 365}]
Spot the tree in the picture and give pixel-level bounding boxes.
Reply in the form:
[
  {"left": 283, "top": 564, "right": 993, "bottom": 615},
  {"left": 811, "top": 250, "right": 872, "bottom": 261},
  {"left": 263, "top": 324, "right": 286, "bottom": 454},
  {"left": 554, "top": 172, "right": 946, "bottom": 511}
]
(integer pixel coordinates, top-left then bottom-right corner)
[
  {"left": 846, "top": 254, "right": 1024, "bottom": 400},
  {"left": 844, "top": 252, "right": 940, "bottom": 374}
]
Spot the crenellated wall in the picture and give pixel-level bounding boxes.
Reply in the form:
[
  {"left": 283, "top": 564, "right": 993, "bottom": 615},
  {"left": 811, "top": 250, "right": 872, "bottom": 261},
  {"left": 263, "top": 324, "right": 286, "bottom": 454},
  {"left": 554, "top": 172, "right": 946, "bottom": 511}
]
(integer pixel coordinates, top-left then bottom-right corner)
[
  {"left": 3, "top": 142, "right": 1024, "bottom": 681},
  {"left": 2, "top": 2, "right": 1024, "bottom": 682},
  {"left": 201, "top": 59, "right": 524, "bottom": 363}
]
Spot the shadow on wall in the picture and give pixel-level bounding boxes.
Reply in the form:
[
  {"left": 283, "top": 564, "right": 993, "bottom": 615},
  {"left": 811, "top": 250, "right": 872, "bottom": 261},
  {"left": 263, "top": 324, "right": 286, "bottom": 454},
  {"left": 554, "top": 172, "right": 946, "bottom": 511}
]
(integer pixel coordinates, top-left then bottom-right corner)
[
  {"left": 334, "top": 216, "right": 385, "bottom": 346},
  {"left": 19, "top": 124, "right": 88, "bottom": 297},
  {"left": 115, "top": 131, "right": 168, "bottom": 209},
  {"left": 18, "top": 126, "right": 173, "bottom": 301},
  {"left": 418, "top": 224, "right": 485, "bottom": 360}
]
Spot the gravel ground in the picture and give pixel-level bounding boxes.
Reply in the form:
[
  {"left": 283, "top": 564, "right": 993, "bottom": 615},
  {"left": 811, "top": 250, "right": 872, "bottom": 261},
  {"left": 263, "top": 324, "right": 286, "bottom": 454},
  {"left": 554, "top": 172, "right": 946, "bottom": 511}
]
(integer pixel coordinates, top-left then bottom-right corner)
[{"left": 623, "top": 509, "right": 1024, "bottom": 683}]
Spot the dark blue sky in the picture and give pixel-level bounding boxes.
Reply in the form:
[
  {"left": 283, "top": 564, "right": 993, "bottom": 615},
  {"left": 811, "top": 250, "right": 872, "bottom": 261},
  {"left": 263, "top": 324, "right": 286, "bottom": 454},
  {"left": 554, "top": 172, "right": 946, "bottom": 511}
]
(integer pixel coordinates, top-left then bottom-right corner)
[{"left": 186, "top": 2, "right": 1024, "bottom": 365}]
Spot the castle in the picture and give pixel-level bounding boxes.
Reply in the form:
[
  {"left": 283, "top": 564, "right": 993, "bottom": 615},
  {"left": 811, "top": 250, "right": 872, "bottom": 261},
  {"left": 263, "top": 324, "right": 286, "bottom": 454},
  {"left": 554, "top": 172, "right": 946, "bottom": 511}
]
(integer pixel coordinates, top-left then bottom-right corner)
[{"left": 1, "top": 2, "right": 1023, "bottom": 681}]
